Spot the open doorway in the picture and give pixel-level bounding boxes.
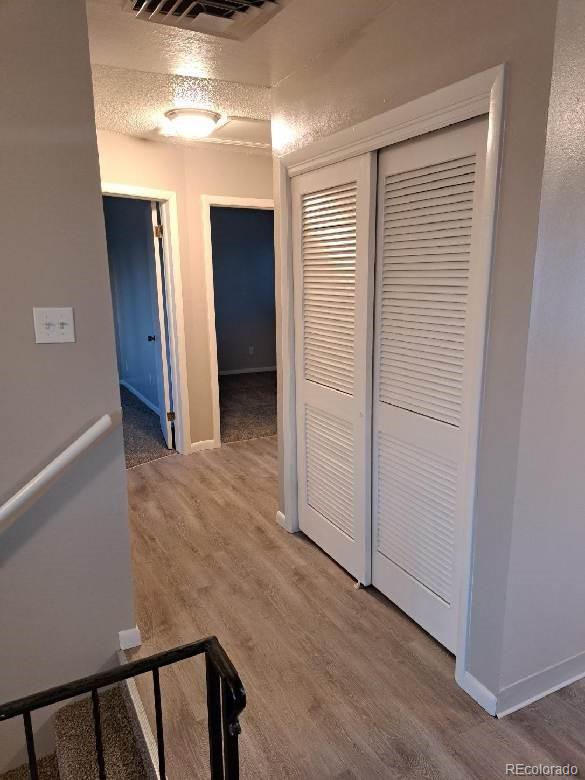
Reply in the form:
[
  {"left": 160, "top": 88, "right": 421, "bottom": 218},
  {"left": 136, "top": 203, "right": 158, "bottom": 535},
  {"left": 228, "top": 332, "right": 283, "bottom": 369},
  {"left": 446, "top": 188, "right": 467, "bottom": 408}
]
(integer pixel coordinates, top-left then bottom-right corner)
[
  {"left": 205, "top": 199, "right": 276, "bottom": 444},
  {"left": 103, "top": 195, "right": 175, "bottom": 468}
]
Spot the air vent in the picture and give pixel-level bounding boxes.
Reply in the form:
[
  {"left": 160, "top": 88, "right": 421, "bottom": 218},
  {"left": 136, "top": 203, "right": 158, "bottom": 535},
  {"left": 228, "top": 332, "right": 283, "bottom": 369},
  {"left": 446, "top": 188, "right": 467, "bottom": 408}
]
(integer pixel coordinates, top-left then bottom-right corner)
[{"left": 123, "top": 0, "right": 287, "bottom": 40}]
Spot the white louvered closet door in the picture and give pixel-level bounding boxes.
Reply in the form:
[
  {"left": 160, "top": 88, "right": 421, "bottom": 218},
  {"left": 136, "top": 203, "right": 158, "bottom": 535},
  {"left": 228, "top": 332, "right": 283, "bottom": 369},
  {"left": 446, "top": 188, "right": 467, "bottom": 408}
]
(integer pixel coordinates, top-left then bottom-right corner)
[
  {"left": 292, "top": 154, "right": 375, "bottom": 583},
  {"left": 372, "top": 117, "right": 489, "bottom": 651}
]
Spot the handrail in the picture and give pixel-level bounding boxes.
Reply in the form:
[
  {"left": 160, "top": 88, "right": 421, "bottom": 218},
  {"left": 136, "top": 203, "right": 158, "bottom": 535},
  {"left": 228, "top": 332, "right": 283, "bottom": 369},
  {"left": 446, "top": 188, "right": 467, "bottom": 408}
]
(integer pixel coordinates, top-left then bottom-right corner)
[
  {"left": 0, "top": 412, "right": 120, "bottom": 537},
  {"left": 0, "top": 636, "right": 246, "bottom": 780}
]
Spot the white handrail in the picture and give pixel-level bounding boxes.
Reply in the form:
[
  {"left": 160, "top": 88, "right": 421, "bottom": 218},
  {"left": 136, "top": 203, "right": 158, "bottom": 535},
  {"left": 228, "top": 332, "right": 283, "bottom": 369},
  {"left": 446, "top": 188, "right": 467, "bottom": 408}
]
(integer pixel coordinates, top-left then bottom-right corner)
[{"left": 0, "top": 412, "right": 120, "bottom": 536}]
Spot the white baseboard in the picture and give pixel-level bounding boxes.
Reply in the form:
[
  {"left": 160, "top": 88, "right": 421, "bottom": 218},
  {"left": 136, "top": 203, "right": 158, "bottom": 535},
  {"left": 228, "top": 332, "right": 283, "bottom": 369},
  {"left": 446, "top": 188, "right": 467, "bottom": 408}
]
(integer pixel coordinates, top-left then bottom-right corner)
[
  {"left": 219, "top": 366, "right": 277, "bottom": 376},
  {"left": 120, "top": 381, "right": 159, "bottom": 415},
  {"left": 496, "top": 648, "right": 585, "bottom": 717},
  {"left": 190, "top": 438, "right": 220, "bottom": 454},
  {"left": 118, "top": 649, "right": 159, "bottom": 780},
  {"left": 459, "top": 670, "right": 497, "bottom": 716},
  {"left": 119, "top": 626, "right": 142, "bottom": 651}
]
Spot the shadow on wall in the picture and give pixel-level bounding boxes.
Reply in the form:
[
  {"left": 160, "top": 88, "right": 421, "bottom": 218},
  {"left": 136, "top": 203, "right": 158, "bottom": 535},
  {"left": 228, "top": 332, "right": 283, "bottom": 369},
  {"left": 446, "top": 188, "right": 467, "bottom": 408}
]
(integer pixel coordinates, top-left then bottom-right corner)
[{"left": 210, "top": 206, "right": 276, "bottom": 374}]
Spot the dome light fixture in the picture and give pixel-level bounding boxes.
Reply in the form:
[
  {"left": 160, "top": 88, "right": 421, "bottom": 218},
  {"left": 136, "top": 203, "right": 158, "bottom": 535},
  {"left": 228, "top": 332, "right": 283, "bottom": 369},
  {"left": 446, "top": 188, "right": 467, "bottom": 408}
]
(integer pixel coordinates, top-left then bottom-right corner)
[{"left": 164, "top": 108, "right": 221, "bottom": 139}]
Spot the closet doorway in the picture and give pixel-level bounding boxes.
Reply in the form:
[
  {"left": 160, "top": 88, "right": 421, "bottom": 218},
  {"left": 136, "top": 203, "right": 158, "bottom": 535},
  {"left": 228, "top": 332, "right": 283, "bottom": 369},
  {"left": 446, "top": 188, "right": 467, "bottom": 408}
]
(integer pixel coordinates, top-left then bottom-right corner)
[{"left": 291, "top": 115, "right": 493, "bottom": 654}]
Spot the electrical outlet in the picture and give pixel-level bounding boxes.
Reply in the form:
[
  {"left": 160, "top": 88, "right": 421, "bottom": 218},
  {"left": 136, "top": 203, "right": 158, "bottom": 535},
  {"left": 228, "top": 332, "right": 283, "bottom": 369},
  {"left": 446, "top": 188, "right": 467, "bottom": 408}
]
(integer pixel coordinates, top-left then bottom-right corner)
[
  {"left": 33, "top": 307, "right": 75, "bottom": 343},
  {"left": 248, "top": 345, "right": 255, "bottom": 356}
]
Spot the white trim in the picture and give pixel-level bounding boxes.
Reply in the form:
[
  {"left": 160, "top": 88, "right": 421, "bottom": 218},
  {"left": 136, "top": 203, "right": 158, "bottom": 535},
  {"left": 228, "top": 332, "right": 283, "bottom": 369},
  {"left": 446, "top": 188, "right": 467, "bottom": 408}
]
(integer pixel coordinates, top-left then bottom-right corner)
[
  {"left": 119, "top": 625, "right": 142, "bottom": 651},
  {"left": 454, "top": 67, "right": 506, "bottom": 683},
  {"left": 274, "top": 159, "right": 298, "bottom": 534},
  {"left": 102, "top": 183, "right": 191, "bottom": 456},
  {"left": 460, "top": 671, "right": 497, "bottom": 716},
  {"left": 282, "top": 66, "right": 502, "bottom": 177},
  {"left": 190, "top": 438, "right": 219, "bottom": 454},
  {"left": 277, "top": 65, "right": 507, "bottom": 708},
  {"left": 219, "top": 366, "right": 276, "bottom": 376},
  {"left": 119, "top": 380, "right": 159, "bottom": 416},
  {"left": 118, "top": 650, "right": 159, "bottom": 780},
  {"left": 201, "top": 194, "right": 275, "bottom": 451},
  {"left": 151, "top": 202, "right": 173, "bottom": 448},
  {"left": 0, "top": 413, "right": 120, "bottom": 536},
  {"left": 496, "top": 649, "right": 585, "bottom": 718}
]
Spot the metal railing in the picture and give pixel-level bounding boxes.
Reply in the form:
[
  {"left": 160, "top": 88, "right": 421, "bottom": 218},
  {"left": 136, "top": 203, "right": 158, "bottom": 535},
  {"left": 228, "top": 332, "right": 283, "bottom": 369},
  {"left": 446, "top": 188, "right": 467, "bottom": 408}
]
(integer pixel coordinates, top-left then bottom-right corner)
[{"left": 0, "top": 636, "right": 246, "bottom": 780}]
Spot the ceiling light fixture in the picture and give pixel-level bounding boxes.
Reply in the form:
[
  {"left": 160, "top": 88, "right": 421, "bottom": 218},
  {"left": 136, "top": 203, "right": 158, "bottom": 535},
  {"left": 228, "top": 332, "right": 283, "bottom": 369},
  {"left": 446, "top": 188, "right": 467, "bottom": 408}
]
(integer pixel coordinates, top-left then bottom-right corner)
[{"left": 164, "top": 108, "right": 221, "bottom": 139}]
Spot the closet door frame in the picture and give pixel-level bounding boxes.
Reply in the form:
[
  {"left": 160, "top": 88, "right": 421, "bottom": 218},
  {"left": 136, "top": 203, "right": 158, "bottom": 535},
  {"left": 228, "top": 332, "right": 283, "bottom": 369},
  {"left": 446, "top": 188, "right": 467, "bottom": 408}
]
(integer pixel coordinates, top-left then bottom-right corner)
[{"left": 277, "top": 65, "right": 505, "bottom": 701}]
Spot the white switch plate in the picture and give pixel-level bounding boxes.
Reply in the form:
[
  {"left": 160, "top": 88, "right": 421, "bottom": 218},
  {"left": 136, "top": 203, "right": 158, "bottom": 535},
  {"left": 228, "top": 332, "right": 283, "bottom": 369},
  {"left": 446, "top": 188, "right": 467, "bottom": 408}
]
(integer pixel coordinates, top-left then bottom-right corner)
[{"left": 33, "top": 307, "right": 75, "bottom": 343}]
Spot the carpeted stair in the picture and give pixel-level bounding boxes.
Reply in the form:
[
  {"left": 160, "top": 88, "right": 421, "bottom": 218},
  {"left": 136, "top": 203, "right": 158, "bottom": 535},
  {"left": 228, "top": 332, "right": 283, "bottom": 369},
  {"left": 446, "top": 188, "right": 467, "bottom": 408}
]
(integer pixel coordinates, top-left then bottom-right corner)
[{"left": 1, "top": 685, "right": 153, "bottom": 780}]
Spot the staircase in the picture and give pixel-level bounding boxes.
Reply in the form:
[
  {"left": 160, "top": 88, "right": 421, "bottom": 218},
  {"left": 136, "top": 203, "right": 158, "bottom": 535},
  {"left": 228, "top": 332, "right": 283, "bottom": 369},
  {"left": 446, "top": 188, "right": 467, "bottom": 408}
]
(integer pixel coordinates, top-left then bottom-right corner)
[
  {"left": 0, "top": 637, "right": 246, "bottom": 780},
  {"left": 1, "top": 685, "right": 151, "bottom": 780}
]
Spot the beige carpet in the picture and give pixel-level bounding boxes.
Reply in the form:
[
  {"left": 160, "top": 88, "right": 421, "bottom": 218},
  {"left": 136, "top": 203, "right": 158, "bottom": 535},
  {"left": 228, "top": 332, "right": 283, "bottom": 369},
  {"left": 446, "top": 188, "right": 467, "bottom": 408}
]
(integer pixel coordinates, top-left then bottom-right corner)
[{"left": 0, "top": 754, "right": 59, "bottom": 780}]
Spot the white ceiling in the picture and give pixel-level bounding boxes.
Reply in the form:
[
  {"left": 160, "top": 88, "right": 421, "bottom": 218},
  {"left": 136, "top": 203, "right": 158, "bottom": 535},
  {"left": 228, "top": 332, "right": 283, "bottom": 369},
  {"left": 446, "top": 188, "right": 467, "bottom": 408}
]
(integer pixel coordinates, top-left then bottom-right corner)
[{"left": 87, "top": 0, "right": 393, "bottom": 147}]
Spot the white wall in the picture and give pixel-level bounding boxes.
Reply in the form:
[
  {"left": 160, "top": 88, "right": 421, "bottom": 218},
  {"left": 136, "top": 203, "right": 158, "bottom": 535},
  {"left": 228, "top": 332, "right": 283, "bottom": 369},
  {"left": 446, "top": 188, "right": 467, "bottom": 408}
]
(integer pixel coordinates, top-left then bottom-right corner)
[
  {"left": 0, "top": 0, "right": 135, "bottom": 770},
  {"left": 104, "top": 196, "right": 160, "bottom": 409},
  {"left": 97, "top": 133, "right": 274, "bottom": 445},
  {"left": 497, "top": 0, "right": 585, "bottom": 713},
  {"left": 271, "top": 0, "right": 558, "bottom": 704}
]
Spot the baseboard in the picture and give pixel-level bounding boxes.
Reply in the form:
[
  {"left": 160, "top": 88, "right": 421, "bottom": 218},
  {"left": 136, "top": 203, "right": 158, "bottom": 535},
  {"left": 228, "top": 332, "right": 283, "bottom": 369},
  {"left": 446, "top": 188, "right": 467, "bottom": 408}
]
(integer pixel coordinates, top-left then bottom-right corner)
[
  {"left": 120, "top": 381, "right": 159, "bottom": 415},
  {"left": 118, "top": 650, "right": 160, "bottom": 780},
  {"left": 459, "top": 670, "right": 497, "bottom": 716},
  {"left": 190, "top": 438, "right": 220, "bottom": 453},
  {"left": 219, "top": 366, "right": 277, "bottom": 376},
  {"left": 119, "top": 626, "right": 142, "bottom": 651},
  {"left": 496, "top": 648, "right": 585, "bottom": 717}
]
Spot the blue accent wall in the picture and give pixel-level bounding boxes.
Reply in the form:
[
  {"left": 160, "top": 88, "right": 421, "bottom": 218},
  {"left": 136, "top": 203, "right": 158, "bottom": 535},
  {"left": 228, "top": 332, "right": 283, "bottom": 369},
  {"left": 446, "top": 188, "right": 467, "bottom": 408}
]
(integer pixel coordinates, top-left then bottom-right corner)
[
  {"left": 103, "top": 196, "right": 160, "bottom": 409},
  {"left": 210, "top": 206, "right": 276, "bottom": 374}
]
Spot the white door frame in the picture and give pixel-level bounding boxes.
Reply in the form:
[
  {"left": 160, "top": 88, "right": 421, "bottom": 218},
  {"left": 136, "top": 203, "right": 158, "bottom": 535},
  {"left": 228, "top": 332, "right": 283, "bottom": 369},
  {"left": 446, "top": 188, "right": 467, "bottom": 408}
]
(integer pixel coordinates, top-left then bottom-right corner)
[
  {"left": 102, "top": 182, "right": 191, "bottom": 456},
  {"left": 201, "top": 194, "right": 275, "bottom": 449},
  {"left": 275, "top": 64, "right": 505, "bottom": 711}
]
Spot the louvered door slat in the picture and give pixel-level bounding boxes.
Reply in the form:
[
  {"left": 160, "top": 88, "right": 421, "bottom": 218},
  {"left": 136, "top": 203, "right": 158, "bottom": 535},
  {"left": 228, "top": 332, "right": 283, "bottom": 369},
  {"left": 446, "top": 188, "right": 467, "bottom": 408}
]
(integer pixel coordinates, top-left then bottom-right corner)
[{"left": 372, "top": 117, "right": 490, "bottom": 652}]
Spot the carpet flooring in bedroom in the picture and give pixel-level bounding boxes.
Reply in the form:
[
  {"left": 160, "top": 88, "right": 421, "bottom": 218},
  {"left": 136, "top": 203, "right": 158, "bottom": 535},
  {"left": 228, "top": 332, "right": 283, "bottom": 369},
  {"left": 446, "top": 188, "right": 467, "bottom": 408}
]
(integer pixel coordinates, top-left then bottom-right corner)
[
  {"left": 219, "top": 370, "right": 277, "bottom": 443},
  {"left": 120, "top": 385, "right": 173, "bottom": 469}
]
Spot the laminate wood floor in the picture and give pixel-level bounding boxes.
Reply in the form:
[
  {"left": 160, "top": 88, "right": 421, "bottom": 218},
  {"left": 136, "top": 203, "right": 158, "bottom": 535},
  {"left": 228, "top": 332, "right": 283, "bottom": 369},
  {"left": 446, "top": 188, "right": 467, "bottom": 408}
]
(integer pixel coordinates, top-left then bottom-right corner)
[{"left": 126, "top": 436, "right": 585, "bottom": 779}]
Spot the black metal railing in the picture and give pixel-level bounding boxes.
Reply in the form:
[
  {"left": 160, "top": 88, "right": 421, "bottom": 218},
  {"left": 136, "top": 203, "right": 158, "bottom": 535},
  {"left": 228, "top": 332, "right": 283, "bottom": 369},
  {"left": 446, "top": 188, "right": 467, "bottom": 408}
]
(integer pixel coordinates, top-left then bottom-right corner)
[{"left": 0, "top": 636, "right": 245, "bottom": 780}]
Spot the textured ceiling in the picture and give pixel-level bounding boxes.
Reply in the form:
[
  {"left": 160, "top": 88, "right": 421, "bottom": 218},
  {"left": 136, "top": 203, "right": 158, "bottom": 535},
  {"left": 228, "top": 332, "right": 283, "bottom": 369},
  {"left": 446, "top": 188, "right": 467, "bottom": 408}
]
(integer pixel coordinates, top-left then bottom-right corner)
[
  {"left": 87, "top": 0, "right": 393, "bottom": 146},
  {"left": 92, "top": 64, "right": 271, "bottom": 145},
  {"left": 87, "top": 0, "right": 393, "bottom": 86}
]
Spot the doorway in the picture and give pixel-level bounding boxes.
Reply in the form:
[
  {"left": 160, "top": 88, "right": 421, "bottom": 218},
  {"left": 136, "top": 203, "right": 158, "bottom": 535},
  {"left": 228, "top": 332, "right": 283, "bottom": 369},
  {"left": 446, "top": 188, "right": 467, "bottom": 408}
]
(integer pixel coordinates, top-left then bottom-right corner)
[
  {"left": 203, "top": 197, "right": 276, "bottom": 445},
  {"left": 103, "top": 195, "right": 175, "bottom": 468}
]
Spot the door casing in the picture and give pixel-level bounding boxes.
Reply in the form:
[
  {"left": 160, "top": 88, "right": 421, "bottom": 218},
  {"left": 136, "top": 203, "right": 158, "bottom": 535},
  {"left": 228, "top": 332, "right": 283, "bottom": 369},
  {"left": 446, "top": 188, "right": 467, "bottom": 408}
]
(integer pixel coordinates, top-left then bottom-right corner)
[{"left": 275, "top": 65, "right": 506, "bottom": 713}]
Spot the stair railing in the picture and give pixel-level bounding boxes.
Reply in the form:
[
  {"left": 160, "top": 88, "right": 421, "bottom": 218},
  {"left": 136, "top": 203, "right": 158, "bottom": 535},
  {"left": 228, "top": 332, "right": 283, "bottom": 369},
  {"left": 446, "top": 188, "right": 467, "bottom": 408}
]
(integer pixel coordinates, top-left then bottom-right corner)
[
  {"left": 0, "top": 412, "right": 120, "bottom": 536},
  {"left": 0, "top": 636, "right": 246, "bottom": 780}
]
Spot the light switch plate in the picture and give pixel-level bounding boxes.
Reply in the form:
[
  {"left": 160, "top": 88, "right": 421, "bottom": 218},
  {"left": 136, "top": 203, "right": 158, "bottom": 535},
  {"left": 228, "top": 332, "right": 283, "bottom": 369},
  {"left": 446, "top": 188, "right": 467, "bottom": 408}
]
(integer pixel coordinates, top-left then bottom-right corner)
[{"left": 33, "top": 307, "right": 75, "bottom": 343}]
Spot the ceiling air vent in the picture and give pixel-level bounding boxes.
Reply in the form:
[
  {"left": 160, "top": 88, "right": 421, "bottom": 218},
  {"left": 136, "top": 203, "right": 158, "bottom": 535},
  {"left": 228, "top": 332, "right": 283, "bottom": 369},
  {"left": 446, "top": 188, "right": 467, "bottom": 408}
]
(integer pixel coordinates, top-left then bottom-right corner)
[{"left": 123, "top": 0, "right": 287, "bottom": 40}]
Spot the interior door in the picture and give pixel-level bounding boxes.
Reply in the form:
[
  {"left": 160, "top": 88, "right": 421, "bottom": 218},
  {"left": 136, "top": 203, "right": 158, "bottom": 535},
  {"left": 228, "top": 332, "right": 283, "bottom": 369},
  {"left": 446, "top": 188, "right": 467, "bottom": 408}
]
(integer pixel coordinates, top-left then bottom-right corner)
[
  {"left": 150, "top": 202, "right": 173, "bottom": 448},
  {"left": 292, "top": 154, "right": 375, "bottom": 584},
  {"left": 372, "top": 117, "right": 489, "bottom": 651}
]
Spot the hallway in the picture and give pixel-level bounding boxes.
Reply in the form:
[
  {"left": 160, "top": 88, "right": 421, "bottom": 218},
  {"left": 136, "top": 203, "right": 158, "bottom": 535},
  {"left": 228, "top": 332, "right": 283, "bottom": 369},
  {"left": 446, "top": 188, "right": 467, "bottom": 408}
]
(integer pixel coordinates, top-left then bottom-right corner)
[{"left": 126, "top": 438, "right": 585, "bottom": 778}]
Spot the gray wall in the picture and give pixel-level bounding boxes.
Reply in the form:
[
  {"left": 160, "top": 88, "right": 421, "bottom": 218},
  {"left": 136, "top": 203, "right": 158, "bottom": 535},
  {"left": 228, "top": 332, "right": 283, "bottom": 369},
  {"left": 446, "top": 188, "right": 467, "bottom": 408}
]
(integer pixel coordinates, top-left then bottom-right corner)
[
  {"left": 0, "top": 1, "right": 135, "bottom": 768},
  {"left": 271, "top": 0, "right": 558, "bottom": 703},
  {"left": 211, "top": 206, "right": 276, "bottom": 374},
  {"left": 499, "top": 0, "right": 585, "bottom": 702},
  {"left": 104, "top": 196, "right": 160, "bottom": 409}
]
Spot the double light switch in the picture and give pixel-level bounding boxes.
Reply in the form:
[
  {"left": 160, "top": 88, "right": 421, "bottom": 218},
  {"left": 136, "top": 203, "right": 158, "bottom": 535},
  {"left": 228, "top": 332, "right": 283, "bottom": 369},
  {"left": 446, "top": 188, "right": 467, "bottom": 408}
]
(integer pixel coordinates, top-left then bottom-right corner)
[{"left": 33, "top": 307, "right": 76, "bottom": 343}]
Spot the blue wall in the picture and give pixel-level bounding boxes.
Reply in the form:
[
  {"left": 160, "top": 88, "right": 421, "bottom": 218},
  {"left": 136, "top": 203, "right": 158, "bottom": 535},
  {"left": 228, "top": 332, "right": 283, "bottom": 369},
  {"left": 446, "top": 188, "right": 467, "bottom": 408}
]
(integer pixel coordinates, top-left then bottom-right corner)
[
  {"left": 103, "top": 196, "right": 160, "bottom": 409},
  {"left": 210, "top": 206, "right": 276, "bottom": 374}
]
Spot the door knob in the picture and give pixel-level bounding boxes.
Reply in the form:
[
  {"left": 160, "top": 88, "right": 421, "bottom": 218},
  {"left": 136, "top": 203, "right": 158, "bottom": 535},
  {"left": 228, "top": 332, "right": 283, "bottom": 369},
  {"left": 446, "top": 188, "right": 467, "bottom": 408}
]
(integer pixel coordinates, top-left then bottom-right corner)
[{"left": 148, "top": 335, "right": 156, "bottom": 342}]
